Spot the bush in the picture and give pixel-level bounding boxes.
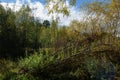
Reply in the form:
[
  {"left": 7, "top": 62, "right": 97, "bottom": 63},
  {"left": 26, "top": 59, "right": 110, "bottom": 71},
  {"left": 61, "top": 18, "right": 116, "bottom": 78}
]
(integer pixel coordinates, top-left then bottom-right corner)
[{"left": 18, "top": 49, "right": 55, "bottom": 72}]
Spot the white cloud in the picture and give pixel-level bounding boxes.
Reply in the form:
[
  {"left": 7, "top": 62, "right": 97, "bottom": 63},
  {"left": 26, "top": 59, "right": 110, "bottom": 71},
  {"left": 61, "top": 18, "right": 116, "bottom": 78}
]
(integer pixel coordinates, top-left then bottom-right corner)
[
  {"left": 0, "top": 0, "right": 85, "bottom": 26},
  {"left": 59, "top": 6, "right": 85, "bottom": 26},
  {"left": 0, "top": 2, "right": 22, "bottom": 12}
]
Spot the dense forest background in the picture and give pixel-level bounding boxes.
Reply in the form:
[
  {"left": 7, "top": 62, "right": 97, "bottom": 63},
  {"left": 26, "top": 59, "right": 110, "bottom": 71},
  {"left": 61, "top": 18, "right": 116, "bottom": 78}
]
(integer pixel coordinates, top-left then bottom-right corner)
[{"left": 0, "top": 0, "right": 120, "bottom": 80}]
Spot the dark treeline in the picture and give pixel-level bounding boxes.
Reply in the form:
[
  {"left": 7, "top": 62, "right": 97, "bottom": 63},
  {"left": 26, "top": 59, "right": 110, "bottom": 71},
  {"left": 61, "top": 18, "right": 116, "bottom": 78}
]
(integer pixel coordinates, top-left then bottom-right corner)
[{"left": 0, "top": 5, "right": 51, "bottom": 58}]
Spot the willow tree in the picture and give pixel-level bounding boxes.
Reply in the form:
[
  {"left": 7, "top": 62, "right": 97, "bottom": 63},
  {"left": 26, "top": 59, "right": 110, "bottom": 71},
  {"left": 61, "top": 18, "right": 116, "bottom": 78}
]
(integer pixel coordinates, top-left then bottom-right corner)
[
  {"left": 87, "top": 0, "right": 120, "bottom": 36},
  {"left": 86, "top": 1, "right": 120, "bottom": 78},
  {"left": 46, "top": 0, "right": 76, "bottom": 16}
]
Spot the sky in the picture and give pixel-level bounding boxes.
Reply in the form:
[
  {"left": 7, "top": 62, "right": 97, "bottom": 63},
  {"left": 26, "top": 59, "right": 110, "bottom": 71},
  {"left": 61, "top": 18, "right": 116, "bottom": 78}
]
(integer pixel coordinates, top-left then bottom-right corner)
[
  {"left": 0, "top": 0, "right": 100, "bottom": 5},
  {"left": 0, "top": 0, "right": 84, "bottom": 4},
  {"left": 0, "top": 0, "right": 104, "bottom": 26}
]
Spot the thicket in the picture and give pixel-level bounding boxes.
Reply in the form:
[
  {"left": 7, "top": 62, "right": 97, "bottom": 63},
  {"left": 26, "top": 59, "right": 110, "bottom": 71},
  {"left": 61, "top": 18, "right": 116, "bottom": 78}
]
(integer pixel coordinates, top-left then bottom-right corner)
[{"left": 0, "top": 0, "right": 120, "bottom": 80}]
